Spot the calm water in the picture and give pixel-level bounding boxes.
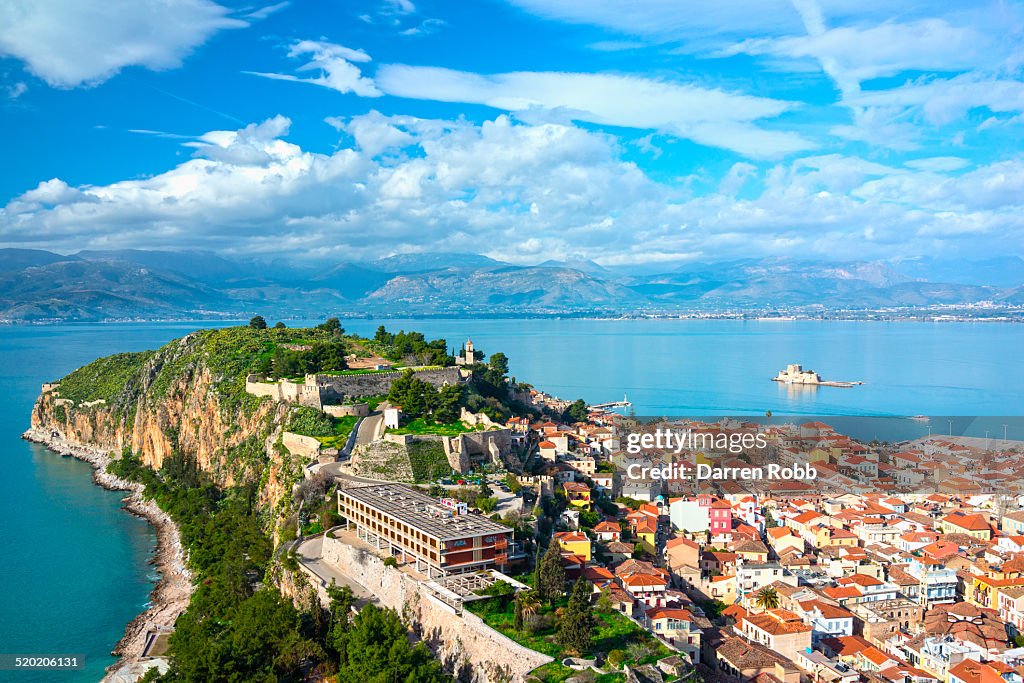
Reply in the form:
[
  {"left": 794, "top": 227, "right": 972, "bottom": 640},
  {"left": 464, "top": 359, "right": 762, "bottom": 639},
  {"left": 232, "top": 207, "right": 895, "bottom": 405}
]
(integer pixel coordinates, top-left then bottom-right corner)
[{"left": 0, "top": 318, "right": 1022, "bottom": 681}]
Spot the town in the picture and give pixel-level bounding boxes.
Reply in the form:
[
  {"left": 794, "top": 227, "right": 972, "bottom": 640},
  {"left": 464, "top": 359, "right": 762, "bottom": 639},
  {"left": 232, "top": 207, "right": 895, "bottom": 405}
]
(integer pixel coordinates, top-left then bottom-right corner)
[{"left": 236, "top": 334, "right": 1024, "bottom": 683}]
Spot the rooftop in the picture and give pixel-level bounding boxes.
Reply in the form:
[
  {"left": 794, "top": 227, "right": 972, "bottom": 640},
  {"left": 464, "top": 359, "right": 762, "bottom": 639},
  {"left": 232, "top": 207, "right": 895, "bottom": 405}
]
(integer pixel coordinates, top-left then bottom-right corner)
[{"left": 340, "top": 483, "right": 510, "bottom": 541}]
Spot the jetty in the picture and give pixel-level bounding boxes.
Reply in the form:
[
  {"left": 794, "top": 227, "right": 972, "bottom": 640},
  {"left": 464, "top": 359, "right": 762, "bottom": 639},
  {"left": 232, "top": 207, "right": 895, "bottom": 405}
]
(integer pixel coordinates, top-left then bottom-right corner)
[
  {"left": 591, "top": 394, "right": 633, "bottom": 410},
  {"left": 771, "top": 364, "right": 862, "bottom": 388}
]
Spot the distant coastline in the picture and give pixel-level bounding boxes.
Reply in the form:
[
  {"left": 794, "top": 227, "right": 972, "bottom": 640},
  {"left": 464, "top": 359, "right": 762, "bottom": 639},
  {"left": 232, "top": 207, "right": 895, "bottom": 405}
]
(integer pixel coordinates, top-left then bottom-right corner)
[
  {"left": 21, "top": 428, "right": 192, "bottom": 683},
  {"left": 2, "top": 308, "right": 1023, "bottom": 325}
]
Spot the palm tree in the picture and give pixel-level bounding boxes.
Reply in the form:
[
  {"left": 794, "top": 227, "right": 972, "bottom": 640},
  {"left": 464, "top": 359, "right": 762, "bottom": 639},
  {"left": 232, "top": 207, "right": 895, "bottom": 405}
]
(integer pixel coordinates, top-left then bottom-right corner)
[
  {"left": 516, "top": 590, "right": 542, "bottom": 627},
  {"left": 754, "top": 586, "right": 781, "bottom": 611}
]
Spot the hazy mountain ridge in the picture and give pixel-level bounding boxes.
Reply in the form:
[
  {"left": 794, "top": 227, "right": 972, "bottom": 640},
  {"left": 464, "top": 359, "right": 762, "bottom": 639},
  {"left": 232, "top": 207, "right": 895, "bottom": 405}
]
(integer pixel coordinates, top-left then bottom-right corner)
[{"left": 0, "top": 248, "right": 1020, "bottom": 321}]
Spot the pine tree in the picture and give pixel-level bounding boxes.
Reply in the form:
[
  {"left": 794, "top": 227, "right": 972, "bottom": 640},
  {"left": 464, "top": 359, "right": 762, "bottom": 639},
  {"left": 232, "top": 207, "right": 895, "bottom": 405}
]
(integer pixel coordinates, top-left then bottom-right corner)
[
  {"left": 537, "top": 541, "right": 566, "bottom": 603},
  {"left": 556, "top": 578, "right": 593, "bottom": 655}
]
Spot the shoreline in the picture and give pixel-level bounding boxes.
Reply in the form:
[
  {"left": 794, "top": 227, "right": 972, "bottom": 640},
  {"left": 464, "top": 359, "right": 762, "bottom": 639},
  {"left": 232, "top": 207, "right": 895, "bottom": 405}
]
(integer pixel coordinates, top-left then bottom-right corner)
[{"left": 21, "top": 428, "right": 193, "bottom": 683}]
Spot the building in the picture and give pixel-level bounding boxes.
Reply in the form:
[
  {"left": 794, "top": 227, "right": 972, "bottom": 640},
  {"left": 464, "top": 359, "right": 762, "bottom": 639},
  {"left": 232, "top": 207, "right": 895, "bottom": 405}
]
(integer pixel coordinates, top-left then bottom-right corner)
[
  {"left": 563, "top": 481, "right": 593, "bottom": 510},
  {"left": 553, "top": 530, "right": 592, "bottom": 563},
  {"left": 337, "top": 483, "right": 513, "bottom": 578},
  {"left": 670, "top": 498, "right": 711, "bottom": 533},
  {"left": 904, "top": 557, "right": 958, "bottom": 607},
  {"left": 739, "top": 608, "right": 814, "bottom": 662},
  {"left": 455, "top": 338, "right": 480, "bottom": 366},
  {"left": 940, "top": 512, "right": 992, "bottom": 541}
]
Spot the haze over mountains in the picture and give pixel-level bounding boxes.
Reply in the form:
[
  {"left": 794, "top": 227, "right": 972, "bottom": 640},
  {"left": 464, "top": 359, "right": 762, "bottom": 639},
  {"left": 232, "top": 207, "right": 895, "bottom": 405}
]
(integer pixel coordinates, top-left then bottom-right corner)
[{"left": 1, "top": 248, "right": 1022, "bottom": 322}]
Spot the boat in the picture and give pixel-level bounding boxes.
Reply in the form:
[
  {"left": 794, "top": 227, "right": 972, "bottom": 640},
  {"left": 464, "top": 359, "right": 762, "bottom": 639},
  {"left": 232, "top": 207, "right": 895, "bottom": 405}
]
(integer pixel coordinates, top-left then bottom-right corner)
[{"left": 909, "top": 415, "right": 930, "bottom": 422}]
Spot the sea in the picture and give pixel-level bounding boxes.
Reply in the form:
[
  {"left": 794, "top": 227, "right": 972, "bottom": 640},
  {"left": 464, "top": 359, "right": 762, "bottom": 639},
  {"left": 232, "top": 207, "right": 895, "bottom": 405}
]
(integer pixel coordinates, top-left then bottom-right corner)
[{"left": 1, "top": 318, "right": 1023, "bottom": 681}]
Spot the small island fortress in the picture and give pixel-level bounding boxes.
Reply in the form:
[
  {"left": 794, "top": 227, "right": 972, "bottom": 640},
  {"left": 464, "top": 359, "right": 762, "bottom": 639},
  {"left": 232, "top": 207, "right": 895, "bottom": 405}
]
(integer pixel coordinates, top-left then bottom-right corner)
[{"left": 772, "top": 363, "right": 862, "bottom": 388}]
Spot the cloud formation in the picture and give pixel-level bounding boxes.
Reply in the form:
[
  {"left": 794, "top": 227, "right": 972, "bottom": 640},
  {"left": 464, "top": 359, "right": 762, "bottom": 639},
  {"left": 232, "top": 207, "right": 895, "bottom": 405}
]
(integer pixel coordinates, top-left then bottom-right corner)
[
  {"left": 247, "top": 40, "right": 382, "bottom": 97},
  {"left": 2, "top": 114, "right": 1021, "bottom": 264},
  {"left": 0, "top": 0, "right": 245, "bottom": 87}
]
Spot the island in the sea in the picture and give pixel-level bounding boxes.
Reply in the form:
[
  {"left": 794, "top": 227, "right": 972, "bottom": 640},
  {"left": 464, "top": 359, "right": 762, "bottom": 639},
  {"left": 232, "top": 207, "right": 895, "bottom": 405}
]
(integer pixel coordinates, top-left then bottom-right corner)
[{"left": 771, "top": 363, "right": 863, "bottom": 387}]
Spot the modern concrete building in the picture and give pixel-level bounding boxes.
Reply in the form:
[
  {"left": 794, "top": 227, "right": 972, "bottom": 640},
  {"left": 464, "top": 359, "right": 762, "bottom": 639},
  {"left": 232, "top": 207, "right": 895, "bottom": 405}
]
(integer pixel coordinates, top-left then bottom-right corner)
[{"left": 337, "top": 483, "right": 513, "bottom": 578}]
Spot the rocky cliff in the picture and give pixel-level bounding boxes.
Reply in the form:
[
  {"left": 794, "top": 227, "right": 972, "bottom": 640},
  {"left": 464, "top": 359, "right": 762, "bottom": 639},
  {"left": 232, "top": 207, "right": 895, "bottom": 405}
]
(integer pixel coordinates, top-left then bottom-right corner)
[{"left": 29, "top": 329, "right": 302, "bottom": 514}]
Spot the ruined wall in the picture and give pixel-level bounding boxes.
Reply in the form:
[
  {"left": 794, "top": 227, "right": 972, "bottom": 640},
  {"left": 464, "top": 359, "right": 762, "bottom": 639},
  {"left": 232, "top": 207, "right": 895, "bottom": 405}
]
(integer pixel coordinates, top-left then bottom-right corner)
[{"left": 321, "top": 537, "right": 551, "bottom": 682}]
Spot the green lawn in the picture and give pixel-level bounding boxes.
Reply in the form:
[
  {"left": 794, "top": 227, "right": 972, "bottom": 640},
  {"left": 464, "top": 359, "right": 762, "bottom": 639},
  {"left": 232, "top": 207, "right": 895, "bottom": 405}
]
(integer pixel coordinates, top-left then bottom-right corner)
[
  {"left": 314, "top": 415, "right": 358, "bottom": 449},
  {"left": 389, "top": 418, "right": 485, "bottom": 436},
  {"left": 465, "top": 596, "right": 670, "bottom": 682}
]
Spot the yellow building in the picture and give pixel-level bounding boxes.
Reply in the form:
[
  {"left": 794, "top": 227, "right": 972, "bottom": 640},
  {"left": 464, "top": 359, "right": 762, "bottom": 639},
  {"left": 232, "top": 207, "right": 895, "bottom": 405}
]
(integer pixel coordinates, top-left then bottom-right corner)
[
  {"left": 554, "top": 531, "right": 592, "bottom": 562},
  {"left": 940, "top": 512, "right": 992, "bottom": 541},
  {"left": 563, "top": 481, "right": 592, "bottom": 511}
]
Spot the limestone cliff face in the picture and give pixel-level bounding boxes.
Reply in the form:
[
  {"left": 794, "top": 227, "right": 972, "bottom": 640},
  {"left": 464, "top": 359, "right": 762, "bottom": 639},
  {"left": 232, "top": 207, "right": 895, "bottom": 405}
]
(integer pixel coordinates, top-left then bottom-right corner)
[{"left": 30, "top": 332, "right": 297, "bottom": 512}]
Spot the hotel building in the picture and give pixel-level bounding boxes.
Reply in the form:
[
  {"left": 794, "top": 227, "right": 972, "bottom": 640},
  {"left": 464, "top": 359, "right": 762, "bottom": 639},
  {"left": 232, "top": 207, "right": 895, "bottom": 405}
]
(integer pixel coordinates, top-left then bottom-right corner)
[{"left": 337, "top": 483, "right": 514, "bottom": 577}]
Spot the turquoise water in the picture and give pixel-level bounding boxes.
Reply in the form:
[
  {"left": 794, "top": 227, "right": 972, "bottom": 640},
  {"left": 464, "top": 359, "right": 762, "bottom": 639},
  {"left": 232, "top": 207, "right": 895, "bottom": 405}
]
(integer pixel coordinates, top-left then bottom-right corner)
[
  {"left": 0, "top": 318, "right": 1022, "bottom": 681},
  {"left": 0, "top": 323, "right": 231, "bottom": 682}
]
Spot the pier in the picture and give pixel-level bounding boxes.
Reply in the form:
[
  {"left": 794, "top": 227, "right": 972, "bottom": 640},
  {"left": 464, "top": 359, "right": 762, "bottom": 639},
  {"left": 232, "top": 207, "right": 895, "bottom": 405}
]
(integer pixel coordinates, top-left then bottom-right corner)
[{"left": 591, "top": 394, "right": 633, "bottom": 410}]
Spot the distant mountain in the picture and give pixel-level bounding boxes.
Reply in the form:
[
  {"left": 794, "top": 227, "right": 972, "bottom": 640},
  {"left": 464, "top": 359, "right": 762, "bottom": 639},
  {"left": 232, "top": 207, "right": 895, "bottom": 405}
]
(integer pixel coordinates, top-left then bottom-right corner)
[
  {"left": 890, "top": 256, "right": 1024, "bottom": 288},
  {"left": 626, "top": 257, "right": 915, "bottom": 306},
  {"left": 369, "top": 252, "right": 506, "bottom": 273},
  {"left": 0, "top": 248, "right": 78, "bottom": 272},
  {"left": 363, "top": 265, "right": 644, "bottom": 311},
  {"left": 74, "top": 249, "right": 245, "bottom": 285},
  {"left": 0, "top": 257, "right": 230, "bottom": 321},
  {"left": 0, "top": 248, "right": 1020, "bottom": 321}
]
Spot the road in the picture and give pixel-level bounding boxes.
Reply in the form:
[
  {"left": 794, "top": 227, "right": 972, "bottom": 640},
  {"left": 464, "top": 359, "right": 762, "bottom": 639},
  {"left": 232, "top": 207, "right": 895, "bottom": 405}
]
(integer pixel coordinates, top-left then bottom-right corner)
[
  {"left": 355, "top": 403, "right": 388, "bottom": 447},
  {"left": 295, "top": 534, "right": 377, "bottom": 607}
]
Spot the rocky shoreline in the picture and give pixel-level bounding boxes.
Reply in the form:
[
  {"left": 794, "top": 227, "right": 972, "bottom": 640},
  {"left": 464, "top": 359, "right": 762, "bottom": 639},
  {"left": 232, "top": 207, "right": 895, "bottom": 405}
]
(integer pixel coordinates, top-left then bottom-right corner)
[{"left": 22, "top": 428, "right": 193, "bottom": 683}]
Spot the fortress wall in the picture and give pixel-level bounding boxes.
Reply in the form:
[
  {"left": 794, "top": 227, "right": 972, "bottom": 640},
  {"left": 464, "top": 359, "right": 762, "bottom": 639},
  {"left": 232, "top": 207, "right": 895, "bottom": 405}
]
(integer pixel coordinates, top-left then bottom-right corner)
[
  {"left": 321, "top": 537, "right": 552, "bottom": 682},
  {"left": 315, "top": 367, "right": 464, "bottom": 399},
  {"left": 282, "top": 432, "right": 321, "bottom": 459},
  {"left": 324, "top": 404, "right": 369, "bottom": 418}
]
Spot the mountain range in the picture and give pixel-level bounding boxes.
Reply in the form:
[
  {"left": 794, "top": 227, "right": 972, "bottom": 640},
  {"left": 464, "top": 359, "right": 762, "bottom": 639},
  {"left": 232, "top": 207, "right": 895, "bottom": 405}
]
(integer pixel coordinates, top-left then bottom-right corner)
[{"left": 0, "top": 248, "right": 1021, "bottom": 322}]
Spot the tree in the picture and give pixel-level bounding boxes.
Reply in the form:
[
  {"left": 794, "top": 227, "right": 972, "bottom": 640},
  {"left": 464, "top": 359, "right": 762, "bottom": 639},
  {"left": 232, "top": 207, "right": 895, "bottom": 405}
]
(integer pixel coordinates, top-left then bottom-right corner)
[
  {"left": 537, "top": 541, "right": 566, "bottom": 602},
  {"left": 514, "top": 590, "right": 541, "bottom": 632},
  {"left": 433, "top": 383, "right": 464, "bottom": 423},
  {"left": 337, "top": 604, "right": 451, "bottom": 683},
  {"left": 478, "top": 497, "right": 498, "bottom": 514},
  {"left": 249, "top": 315, "right": 267, "bottom": 330},
  {"left": 563, "top": 399, "right": 589, "bottom": 424},
  {"left": 317, "top": 317, "right": 343, "bottom": 335},
  {"left": 754, "top": 586, "right": 781, "bottom": 611},
  {"left": 556, "top": 578, "right": 593, "bottom": 655},
  {"left": 273, "top": 321, "right": 287, "bottom": 329},
  {"left": 326, "top": 583, "right": 355, "bottom": 661}
]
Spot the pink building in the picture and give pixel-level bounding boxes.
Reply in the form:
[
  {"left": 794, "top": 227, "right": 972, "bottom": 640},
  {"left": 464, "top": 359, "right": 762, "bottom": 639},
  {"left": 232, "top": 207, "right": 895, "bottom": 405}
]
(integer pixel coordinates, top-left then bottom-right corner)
[{"left": 698, "top": 494, "right": 734, "bottom": 534}]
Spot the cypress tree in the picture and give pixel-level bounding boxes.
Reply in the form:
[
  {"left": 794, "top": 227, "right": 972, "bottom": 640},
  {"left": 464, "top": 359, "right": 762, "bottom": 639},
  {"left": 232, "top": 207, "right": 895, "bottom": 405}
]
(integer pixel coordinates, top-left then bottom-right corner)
[
  {"left": 556, "top": 578, "right": 593, "bottom": 655},
  {"left": 537, "top": 541, "right": 566, "bottom": 603}
]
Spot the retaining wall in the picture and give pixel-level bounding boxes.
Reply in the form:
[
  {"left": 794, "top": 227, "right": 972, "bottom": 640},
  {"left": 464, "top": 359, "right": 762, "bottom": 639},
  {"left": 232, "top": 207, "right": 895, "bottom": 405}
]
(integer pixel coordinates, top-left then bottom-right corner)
[
  {"left": 282, "top": 432, "right": 321, "bottom": 459},
  {"left": 321, "top": 536, "right": 551, "bottom": 682}
]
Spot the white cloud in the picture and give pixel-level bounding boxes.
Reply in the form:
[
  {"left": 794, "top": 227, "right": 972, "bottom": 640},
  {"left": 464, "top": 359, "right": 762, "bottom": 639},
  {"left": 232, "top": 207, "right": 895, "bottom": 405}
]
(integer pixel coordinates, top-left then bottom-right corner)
[
  {"left": 247, "top": 39, "right": 381, "bottom": 97},
  {"left": 375, "top": 65, "right": 814, "bottom": 157},
  {"left": 244, "top": 2, "right": 290, "bottom": 20},
  {"left": 5, "top": 81, "right": 27, "bottom": 99},
  {"left": 905, "top": 157, "right": 970, "bottom": 172},
  {"left": 0, "top": 0, "right": 245, "bottom": 88},
  {"left": 3, "top": 114, "right": 1022, "bottom": 262}
]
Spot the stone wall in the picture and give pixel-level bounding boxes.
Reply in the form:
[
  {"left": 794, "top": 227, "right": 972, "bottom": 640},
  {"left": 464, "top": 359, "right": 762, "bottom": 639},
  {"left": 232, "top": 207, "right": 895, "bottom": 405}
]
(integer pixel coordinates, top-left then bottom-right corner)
[
  {"left": 321, "top": 536, "right": 552, "bottom": 682},
  {"left": 324, "top": 403, "right": 369, "bottom": 418},
  {"left": 282, "top": 432, "right": 321, "bottom": 459},
  {"left": 442, "top": 429, "right": 513, "bottom": 473},
  {"left": 247, "top": 367, "right": 465, "bottom": 406},
  {"left": 315, "top": 366, "right": 465, "bottom": 400}
]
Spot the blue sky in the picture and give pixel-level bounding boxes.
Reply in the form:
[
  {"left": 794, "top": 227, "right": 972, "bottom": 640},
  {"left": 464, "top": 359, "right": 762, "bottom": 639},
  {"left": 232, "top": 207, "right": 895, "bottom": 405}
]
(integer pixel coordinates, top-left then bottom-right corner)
[{"left": 1, "top": 0, "right": 1023, "bottom": 266}]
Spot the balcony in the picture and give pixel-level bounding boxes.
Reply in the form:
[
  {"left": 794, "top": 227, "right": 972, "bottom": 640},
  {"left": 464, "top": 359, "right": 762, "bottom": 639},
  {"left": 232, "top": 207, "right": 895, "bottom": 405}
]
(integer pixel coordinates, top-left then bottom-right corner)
[
  {"left": 495, "top": 537, "right": 508, "bottom": 550},
  {"left": 495, "top": 553, "right": 508, "bottom": 565}
]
